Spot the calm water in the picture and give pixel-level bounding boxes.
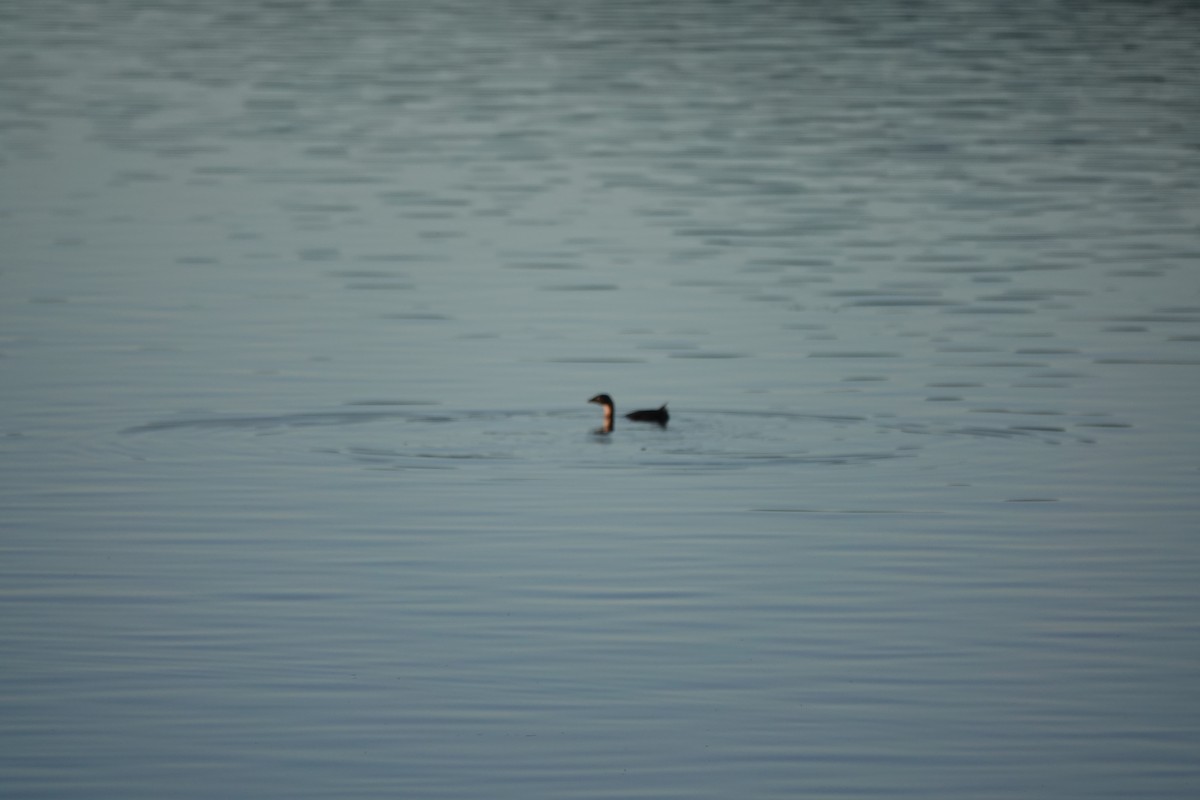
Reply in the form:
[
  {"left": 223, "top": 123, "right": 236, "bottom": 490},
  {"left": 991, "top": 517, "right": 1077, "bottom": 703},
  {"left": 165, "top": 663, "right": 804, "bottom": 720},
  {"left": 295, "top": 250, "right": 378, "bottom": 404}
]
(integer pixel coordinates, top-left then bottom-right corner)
[{"left": 3, "top": 1, "right": 1200, "bottom": 798}]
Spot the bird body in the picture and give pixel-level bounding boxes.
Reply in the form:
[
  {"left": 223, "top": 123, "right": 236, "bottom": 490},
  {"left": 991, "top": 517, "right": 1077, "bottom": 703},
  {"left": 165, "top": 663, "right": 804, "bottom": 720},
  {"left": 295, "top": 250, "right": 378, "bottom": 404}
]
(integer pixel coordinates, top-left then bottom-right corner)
[{"left": 588, "top": 394, "right": 668, "bottom": 430}]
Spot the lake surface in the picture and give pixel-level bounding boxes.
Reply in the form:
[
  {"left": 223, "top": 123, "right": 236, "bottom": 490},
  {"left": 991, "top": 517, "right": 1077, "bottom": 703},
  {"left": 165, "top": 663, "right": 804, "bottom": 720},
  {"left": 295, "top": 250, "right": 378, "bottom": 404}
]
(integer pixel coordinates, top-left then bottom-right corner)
[{"left": 3, "top": 1, "right": 1199, "bottom": 798}]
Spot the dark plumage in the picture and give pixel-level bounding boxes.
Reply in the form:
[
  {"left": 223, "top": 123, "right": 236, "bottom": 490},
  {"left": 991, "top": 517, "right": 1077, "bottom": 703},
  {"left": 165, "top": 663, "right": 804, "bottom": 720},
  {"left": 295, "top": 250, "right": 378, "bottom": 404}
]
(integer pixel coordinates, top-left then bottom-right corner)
[{"left": 588, "top": 394, "right": 669, "bottom": 428}]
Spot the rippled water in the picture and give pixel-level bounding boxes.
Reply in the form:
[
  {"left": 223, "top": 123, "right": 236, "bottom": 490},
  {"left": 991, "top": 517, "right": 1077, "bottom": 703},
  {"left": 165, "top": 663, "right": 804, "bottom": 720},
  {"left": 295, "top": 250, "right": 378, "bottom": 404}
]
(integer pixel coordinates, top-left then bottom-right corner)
[{"left": 3, "top": 2, "right": 1199, "bottom": 798}]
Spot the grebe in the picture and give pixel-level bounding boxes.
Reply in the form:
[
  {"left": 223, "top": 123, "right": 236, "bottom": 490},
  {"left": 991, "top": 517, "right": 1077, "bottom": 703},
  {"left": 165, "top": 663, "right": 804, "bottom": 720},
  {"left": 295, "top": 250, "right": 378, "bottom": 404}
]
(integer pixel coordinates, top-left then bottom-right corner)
[{"left": 588, "top": 394, "right": 669, "bottom": 430}]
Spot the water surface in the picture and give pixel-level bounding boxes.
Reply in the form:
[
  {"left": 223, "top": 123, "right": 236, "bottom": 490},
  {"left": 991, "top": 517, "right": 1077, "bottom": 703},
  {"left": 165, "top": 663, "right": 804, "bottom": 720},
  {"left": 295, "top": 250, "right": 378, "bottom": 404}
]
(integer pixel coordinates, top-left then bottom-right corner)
[{"left": 3, "top": 2, "right": 1199, "bottom": 798}]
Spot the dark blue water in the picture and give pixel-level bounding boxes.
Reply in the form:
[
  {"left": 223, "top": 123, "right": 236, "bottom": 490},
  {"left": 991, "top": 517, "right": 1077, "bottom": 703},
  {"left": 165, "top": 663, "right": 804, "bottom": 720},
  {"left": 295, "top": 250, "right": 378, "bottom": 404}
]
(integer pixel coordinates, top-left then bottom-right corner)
[{"left": 3, "top": 2, "right": 1199, "bottom": 798}]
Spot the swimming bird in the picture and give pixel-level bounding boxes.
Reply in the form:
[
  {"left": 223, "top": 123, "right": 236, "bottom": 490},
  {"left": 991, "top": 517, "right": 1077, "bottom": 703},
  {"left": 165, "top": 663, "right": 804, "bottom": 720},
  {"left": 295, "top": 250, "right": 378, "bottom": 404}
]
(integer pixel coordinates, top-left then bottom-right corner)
[{"left": 588, "top": 394, "right": 669, "bottom": 430}]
